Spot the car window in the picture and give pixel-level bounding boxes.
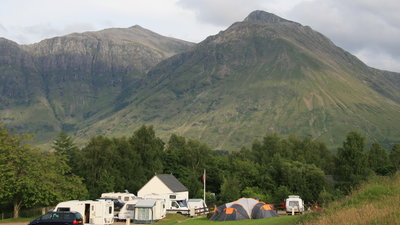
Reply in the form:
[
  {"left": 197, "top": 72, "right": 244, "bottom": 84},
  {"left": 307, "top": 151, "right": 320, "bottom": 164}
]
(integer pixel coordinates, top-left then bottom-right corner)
[
  {"left": 51, "top": 213, "right": 60, "bottom": 219},
  {"left": 61, "top": 213, "right": 75, "bottom": 220},
  {"left": 41, "top": 213, "right": 52, "bottom": 220},
  {"left": 74, "top": 213, "right": 83, "bottom": 220}
]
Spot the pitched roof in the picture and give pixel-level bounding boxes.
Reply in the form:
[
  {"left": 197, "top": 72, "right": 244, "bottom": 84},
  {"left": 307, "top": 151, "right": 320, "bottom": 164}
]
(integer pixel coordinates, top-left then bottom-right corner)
[{"left": 156, "top": 174, "right": 188, "bottom": 192}]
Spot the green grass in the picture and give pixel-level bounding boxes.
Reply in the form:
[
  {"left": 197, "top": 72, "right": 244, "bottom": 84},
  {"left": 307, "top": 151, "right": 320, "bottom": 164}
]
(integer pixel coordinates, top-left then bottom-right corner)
[
  {"left": 157, "top": 214, "right": 300, "bottom": 225},
  {"left": 297, "top": 172, "right": 400, "bottom": 225},
  {"left": 0, "top": 217, "right": 33, "bottom": 223}
]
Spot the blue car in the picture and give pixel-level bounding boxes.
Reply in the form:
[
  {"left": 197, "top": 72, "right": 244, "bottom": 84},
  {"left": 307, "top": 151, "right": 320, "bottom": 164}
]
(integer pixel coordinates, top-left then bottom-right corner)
[{"left": 28, "top": 211, "right": 83, "bottom": 225}]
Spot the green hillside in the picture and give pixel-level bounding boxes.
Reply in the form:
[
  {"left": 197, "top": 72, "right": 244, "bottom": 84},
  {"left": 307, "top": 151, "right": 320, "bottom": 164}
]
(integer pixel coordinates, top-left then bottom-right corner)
[
  {"left": 0, "top": 27, "right": 194, "bottom": 143},
  {"left": 298, "top": 172, "right": 400, "bottom": 225},
  {"left": 79, "top": 11, "right": 400, "bottom": 150}
]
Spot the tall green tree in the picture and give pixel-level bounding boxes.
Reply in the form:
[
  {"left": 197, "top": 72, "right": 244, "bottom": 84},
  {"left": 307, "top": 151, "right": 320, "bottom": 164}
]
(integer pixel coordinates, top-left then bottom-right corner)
[
  {"left": 129, "top": 125, "right": 164, "bottom": 179},
  {"left": 334, "top": 131, "right": 371, "bottom": 193},
  {"left": 367, "top": 142, "right": 390, "bottom": 175},
  {"left": 79, "top": 136, "right": 120, "bottom": 199},
  {"left": 52, "top": 132, "right": 80, "bottom": 174}
]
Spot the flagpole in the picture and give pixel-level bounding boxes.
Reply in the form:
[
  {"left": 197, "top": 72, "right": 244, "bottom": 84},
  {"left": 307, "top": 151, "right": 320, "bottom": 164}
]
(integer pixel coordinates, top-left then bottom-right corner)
[{"left": 203, "top": 169, "right": 206, "bottom": 203}]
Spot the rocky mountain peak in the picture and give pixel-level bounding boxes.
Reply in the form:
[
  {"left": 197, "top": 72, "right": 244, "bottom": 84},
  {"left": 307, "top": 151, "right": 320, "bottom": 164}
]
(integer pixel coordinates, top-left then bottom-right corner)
[{"left": 244, "top": 10, "right": 292, "bottom": 23}]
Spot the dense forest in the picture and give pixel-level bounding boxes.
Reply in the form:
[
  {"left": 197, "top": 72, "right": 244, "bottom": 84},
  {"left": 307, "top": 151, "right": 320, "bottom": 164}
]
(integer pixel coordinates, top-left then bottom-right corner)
[{"left": 1, "top": 124, "right": 399, "bottom": 218}]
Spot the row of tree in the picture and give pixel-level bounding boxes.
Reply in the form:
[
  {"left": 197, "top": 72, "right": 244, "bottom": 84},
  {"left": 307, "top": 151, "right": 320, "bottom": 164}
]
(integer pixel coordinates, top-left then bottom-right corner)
[{"left": 1, "top": 124, "right": 399, "bottom": 217}]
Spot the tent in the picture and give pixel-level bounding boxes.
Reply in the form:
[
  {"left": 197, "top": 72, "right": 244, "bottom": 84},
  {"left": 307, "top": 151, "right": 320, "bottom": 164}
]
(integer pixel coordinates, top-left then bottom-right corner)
[{"left": 210, "top": 198, "right": 278, "bottom": 221}]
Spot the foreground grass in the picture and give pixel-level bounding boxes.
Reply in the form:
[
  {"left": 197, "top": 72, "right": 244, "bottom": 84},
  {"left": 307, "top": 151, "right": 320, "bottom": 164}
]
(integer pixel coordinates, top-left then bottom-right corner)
[
  {"left": 158, "top": 214, "right": 300, "bottom": 225},
  {"left": 297, "top": 172, "right": 400, "bottom": 225},
  {"left": 0, "top": 217, "right": 33, "bottom": 223}
]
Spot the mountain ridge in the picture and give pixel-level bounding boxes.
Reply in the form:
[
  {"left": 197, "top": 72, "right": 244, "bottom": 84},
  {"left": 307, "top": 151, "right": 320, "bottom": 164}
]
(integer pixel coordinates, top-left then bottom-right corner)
[
  {"left": 0, "top": 10, "right": 399, "bottom": 149},
  {"left": 78, "top": 10, "right": 400, "bottom": 150}
]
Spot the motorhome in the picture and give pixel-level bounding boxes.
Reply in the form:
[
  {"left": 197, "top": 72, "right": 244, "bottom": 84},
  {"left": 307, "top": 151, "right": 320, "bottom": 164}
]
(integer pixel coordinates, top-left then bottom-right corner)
[
  {"left": 142, "top": 193, "right": 189, "bottom": 215},
  {"left": 54, "top": 200, "right": 114, "bottom": 225},
  {"left": 285, "top": 195, "right": 305, "bottom": 215},
  {"left": 101, "top": 192, "right": 136, "bottom": 203},
  {"left": 116, "top": 199, "right": 141, "bottom": 221},
  {"left": 133, "top": 199, "right": 166, "bottom": 224}
]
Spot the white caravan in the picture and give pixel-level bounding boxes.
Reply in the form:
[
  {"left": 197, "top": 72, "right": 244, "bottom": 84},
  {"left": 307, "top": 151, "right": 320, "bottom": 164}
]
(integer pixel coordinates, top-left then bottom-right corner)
[
  {"left": 117, "top": 199, "right": 141, "bottom": 221},
  {"left": 142, "top": 193, "right": 189, "bottom": 215},
  {"left": 134, "top": 199, "right": 166, "bottom": 224},
  {"left": 54, "top": 200, "right": 114, "bottom": 225},
  {"left": 285, "top": 195, "right": 305, "bottom": 215},
  {"left": 101, "top": 192, "right": 136, "bottom": 203}
]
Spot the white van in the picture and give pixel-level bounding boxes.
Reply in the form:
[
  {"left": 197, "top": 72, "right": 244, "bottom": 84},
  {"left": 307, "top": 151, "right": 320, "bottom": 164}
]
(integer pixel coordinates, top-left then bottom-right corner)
[
  {"left": 54, "top": 200, "right": 114, "bottom": 225},
  {"left": 142, "top": 194, "right": 189, "bottom": 215},
  {"left": 285, "top": 195, "right": 304, "bottom": 215}
]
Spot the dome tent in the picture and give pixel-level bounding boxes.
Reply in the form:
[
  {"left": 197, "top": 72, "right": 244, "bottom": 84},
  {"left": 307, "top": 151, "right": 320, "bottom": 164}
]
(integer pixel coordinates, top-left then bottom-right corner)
[{"left": 210, "top": 198, "right": 278, "bottom": 221}]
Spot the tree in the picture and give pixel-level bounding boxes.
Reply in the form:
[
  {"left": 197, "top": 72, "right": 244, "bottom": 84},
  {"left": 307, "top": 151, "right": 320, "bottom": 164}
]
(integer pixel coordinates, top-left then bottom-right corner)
[
  {"left": 79, "top": 136, "right": 120, "bottom": 199},
  {"left": 52, "top": 132, "right": 80, "bottom": 174},
  {"left": 129, "top": 125, "right": 164, "bottom": 179},
  {"left": 390, "top": 144, "right": 400, "bottom": 171},
  {"left": 219, "top": 176, "right": 241, "bottom": 203},
  {"left": 0, "top": 125, "right": 86, "bottom": 218},
  {"left": 367, "top": 142, "right": 390, "bottom": 175},
  {"left": 334, "top": 131, "right": 371, "bottom": 192}
]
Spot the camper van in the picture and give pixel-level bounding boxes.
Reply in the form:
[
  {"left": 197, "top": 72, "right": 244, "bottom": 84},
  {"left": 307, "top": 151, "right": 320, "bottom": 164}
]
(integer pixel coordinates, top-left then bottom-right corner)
[
  {"left": 134, "top": 199, "right": 166, "bottom": 224},
  {"left": 285, "top": 195, "right": 304, "bottom": 215},
  {"left": 101, "top": 192, "right": 136, "bottom": 203},
  {"left": 142, "top": 194, "right": 189, "bottom": 215},
  {"left": 117, "top": 199, "right": 141, "bottom": 221},
  {"left": 54, "top": 200, "right": 114, "bottom": 225}
]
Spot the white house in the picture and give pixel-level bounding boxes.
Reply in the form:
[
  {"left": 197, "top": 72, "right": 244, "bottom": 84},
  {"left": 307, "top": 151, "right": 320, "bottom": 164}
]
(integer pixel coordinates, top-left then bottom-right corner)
[{"left": 137, "top": 174, "right": 189, "bottom": 200}]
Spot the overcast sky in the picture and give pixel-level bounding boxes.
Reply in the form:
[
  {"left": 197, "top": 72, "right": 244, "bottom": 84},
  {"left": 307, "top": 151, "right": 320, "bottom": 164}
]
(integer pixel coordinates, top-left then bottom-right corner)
[{"left": 1, "top": 0, "right": 399, "bottom": 72}]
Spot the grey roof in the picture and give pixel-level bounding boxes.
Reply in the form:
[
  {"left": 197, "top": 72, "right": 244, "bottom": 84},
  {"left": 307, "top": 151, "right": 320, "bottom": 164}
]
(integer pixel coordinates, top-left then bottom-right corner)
[
  {"left": 135, "top": 199, "right": 156, "bottom": 208},
  {"left": 156, "top": 174, "right": 188, "bottom": 192}
]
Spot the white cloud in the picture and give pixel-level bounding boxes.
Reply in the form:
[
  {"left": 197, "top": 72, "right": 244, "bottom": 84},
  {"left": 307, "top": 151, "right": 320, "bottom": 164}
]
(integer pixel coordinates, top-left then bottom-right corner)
[{"left": 287, "top": 0, "right": 400, "bottom": 72}]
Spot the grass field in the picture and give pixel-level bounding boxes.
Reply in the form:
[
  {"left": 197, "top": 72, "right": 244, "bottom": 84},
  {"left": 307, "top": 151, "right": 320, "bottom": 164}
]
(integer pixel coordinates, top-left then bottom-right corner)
[
  {"left": 297, "top": 172, "right": 400, "bottom": 225},
  {"left": 156, "top": 214, "right": 300, "bottom": 225},
  {"left": 0, "top": 217, "right": 33, "bottom": 223}
]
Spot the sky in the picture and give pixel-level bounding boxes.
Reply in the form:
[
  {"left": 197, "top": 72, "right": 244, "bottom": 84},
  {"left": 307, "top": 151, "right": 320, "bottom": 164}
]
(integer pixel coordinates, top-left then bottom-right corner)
[{"left": 0, "top": 0, "right": 399, "bottom": 72}]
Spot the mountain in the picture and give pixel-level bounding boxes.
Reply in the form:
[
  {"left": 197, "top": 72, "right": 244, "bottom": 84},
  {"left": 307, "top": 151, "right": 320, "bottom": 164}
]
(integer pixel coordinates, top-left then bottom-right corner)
[
  {"left": 78, "top": 11, "right": 400, "bottom": 150},
  {"left": 0, "top": 26, "right": 194, "bottom": 142}
]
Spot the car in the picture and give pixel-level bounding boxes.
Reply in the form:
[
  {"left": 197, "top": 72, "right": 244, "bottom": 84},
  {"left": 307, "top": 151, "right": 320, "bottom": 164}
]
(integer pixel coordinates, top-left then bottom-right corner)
[{"left": 28, "top": 211, "right": 83, "bottom": 225}]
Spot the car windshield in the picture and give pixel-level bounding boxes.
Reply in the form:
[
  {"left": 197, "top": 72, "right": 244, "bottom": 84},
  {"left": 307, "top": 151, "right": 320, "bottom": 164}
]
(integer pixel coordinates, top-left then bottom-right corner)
[{"left": 177, "top": 200, "right": 187, "bottom": 207}]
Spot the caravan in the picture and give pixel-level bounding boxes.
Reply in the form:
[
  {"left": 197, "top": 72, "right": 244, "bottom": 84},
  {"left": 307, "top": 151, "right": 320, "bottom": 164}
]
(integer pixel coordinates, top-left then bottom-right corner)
[
  {"left": 117, "top": 199, "right": 141, "bottom": 221},
  {"left": 285, "top": 195, "right": 305, "bottom": 215},
  {"left": 54, "top": 200, "right": 114, "bottom": 225},
  {"left": 134, "top": 199, "right": 166, "bottom": 224}
]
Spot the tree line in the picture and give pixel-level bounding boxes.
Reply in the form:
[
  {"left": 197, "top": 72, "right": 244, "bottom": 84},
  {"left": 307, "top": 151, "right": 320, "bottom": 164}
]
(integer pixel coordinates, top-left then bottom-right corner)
[{"left": 1, "top": 124, "right": 399, "bottom": 217}]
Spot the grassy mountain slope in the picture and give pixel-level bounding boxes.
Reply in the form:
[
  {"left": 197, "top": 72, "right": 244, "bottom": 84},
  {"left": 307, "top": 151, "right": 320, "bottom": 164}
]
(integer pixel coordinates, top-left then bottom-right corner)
[
  {"left": 79, "top": 11, "right": 400, "bottom": 150},
  {"left": 0, "top": 27, "right": 194, "bottom": 142}
]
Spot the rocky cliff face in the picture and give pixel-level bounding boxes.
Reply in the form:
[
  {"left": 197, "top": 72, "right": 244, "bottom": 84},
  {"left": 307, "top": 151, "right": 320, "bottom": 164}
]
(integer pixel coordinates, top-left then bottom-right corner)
[{"left": 0, "top": 26, "right": 194, "bottom": 142}]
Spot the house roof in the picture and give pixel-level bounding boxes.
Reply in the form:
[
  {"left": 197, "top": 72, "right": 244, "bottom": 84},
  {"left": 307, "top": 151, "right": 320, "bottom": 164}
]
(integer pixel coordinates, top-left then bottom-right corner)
[{"left": 156, "top": 174, "right": 188, "bottom": 192}]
